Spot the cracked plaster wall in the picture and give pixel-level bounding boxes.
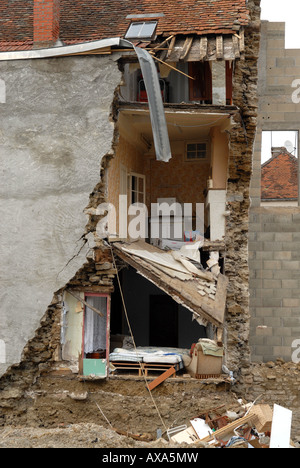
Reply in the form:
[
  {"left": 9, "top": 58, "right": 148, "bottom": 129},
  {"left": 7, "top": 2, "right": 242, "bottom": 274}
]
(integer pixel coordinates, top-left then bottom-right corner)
[{"left": 0, "top": 54, "right": 121, "bottom": 377}]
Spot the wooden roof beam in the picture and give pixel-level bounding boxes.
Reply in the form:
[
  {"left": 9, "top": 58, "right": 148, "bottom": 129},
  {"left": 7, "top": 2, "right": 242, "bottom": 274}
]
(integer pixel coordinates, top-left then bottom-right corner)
[
  {"left": 216, "top": 35, "right": 224, "bottom": 60},
  {"left": 199, "top": 36, "right": 208, "bottom": 61}
]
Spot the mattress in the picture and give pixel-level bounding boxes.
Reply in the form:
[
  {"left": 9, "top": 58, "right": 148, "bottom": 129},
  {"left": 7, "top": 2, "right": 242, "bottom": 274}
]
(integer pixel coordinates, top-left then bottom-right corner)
[
  {"left": 109, "top": 346, "right": 189, "bottom": 370},
  {"left": 109, "top": 349, "right": 143, "bottom": 363}
]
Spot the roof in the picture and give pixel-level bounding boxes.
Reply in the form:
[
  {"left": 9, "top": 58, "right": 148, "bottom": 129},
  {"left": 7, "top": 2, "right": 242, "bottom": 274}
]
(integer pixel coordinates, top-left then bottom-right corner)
[
  {"left": 112, "top": 239, "right": 228, "bottom": 327},
  {"left": 261, "top": 149, "right": 299, "bottom": 201},
  {"left": 0, "top": 0, "right": 249, "bottom": 51}
]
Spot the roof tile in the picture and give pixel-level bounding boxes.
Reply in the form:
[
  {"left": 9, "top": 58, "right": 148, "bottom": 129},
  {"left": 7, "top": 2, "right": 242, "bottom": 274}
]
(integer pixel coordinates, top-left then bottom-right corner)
[
  {"left": 261, "top": 150, "right": 298, "bottom": 201},
  {"left": 0, "top": 0, "right": 249, "bottom": 51}
]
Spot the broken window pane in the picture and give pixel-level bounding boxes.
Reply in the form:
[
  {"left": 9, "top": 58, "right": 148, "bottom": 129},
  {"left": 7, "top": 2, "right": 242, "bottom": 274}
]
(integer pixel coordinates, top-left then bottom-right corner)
[{"left": 261, "top": 130, "right": 299, "bottom": 204}]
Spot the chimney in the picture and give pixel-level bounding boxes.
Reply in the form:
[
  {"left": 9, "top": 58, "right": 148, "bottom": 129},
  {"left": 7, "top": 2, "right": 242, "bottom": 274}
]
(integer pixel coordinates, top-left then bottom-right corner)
[
  {"left": 33, "top": 0, "right": 60, "bottom": 48},
  {"left": 271, "top": 147, "right": 287, "bottom": 158}
]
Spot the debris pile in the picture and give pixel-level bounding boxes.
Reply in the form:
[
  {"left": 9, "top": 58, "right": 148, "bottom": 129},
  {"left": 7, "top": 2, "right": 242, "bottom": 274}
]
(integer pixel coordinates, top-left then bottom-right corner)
[{"left": 170, "top": 400, "right": 294, "bottom": 448}]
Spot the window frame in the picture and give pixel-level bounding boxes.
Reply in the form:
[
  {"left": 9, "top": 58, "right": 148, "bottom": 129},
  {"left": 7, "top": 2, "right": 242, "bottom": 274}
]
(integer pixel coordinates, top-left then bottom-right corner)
[
  {"left": 260, "top": 129, "right": 299, "bottom": 206},
  {"left": 82, "top": 292, "right": 111, "bottom": 361},
  {"left": 129, "top": 172, "right": 146, "bottom": 205},
  {"left": 185, "top": 140, "right": 209, "bottom": 162},
  {"left": 125, "top": 21, "right": 158, "bottom": 40}
]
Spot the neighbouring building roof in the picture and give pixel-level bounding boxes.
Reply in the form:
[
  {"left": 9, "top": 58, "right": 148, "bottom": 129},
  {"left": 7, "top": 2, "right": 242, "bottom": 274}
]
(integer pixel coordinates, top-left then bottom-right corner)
[
  {"left": 261, "top": 148, "right": 299, "bottom": 201},
  {"left": 0, "top": 0, "right": 250, "bottom": 51}
]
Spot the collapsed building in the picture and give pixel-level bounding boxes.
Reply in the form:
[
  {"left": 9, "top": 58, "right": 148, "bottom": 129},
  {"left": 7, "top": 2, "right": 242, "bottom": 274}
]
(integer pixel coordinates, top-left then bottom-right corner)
[{"left": 0, "top": 0, "right": 261, "bottom": 399}]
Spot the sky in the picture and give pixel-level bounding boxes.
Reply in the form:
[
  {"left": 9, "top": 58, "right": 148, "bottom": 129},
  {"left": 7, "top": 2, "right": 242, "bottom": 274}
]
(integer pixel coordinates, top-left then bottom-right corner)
[
  {"left": 261, "top": 0, "right": 300, "bottom": 48},
  {"left": 260, "top": 1, "right": 300, "bottom": 162}
]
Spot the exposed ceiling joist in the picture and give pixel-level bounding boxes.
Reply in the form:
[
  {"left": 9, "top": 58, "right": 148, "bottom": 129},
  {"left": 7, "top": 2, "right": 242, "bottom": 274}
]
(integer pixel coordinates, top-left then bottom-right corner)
[{"left": 112, "top": 240, "right": 228, "bottom": 327}]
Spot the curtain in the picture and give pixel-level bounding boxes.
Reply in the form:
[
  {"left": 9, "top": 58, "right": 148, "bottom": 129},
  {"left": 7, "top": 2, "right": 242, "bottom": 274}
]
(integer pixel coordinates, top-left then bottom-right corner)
[{"left": 84, "top": 296, "right": 107, "bottom": 355}]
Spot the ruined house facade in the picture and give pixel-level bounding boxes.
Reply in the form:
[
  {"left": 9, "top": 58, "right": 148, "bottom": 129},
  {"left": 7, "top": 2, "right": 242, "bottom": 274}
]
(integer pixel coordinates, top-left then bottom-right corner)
[
  {"left": 249, "top": 20, "right": 300, "bottom": 363},
  {"left": 0, "top": 0, "right": 261, "bottom": 386}
]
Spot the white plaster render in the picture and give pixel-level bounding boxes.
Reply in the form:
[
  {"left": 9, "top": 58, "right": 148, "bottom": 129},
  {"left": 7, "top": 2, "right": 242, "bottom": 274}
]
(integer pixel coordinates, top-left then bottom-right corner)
[
  {"left": 0, "top": 78, "right": 5, "bottom": 103},
  {"left": 0, "top": 340, "right": 5, "bottom": 363},
  {"left": 0, "top": 55, "right": 122, "bottom": 376}
]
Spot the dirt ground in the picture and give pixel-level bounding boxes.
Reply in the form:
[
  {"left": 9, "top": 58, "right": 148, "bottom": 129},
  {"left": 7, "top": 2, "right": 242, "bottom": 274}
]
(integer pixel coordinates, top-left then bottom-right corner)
[
  {"left": 0, "top": 423, "right": 183, "bottom": 449},
  {"left": 0, "top": 374, "right": 243, "bottom": 448},
  {"left": 1, "top": 372, "right": 299, "bottom": 449}
]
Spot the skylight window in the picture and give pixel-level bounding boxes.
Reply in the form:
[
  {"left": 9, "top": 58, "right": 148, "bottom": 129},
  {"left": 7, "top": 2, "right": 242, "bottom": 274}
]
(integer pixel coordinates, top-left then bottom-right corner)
[{"left": 125, "top": 21, "right": 158, "bottom": 40}]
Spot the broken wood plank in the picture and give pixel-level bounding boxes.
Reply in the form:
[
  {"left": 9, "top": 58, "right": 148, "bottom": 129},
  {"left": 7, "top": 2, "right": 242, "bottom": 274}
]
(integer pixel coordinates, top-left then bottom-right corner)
[
  {"left": 112, "top": 427, "right": 154, "bottom": 442},
  {"left": 153, "top": 35, "right": 174, "bottom": 50},
  {"left": 239, "top": 28, "right": 245, "bottom": 54},
  {"left": 166, "top": 36, "right": 176, "bottom": 59},
  {"left": 111, "top": 361, "right": 144, "bottom": 377},
  {"left": 151, "top": 55, "right": 195, "bottom": 80},
  {"left": 216, "top": 36, "right": 224, "bottom": 60},
  {"left": 148, "top": 366, "right": 176, "bottom": 391},
  {"left": 180, "top": 37, "right": 194, "bottom": 60},
  {"left": 67, "top": 290, "right": 104, "bottom": 317},
  {"left": 232, "top": 35, "right": 240, "bottom": 59},
  {"left": 199, "top": 37, "right": 208, "bottom": 60},
  {"left": 200, "top": 412, "right": 259, "bottom": 443}
]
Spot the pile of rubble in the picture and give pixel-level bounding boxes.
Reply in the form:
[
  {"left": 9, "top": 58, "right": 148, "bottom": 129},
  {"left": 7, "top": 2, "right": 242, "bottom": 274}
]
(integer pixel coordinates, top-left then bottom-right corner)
[{"left": 170, "top": 400, "right": 294, "bottom": 448}]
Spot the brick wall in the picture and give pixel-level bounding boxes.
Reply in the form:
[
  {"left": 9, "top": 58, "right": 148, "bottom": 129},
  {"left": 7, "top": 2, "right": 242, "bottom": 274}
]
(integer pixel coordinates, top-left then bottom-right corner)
[
  {"left": 249, "top": 21, "right": 300, "bottom": 362},
  {"left": 33, "top": 0, "right": 60, "bottom": 45}
]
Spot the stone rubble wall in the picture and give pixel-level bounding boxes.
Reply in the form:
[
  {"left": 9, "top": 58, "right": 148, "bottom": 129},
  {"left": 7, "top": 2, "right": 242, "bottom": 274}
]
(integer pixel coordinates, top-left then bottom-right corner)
[{"left": 224, "top": 0, "right": 261, "bottom": 372}]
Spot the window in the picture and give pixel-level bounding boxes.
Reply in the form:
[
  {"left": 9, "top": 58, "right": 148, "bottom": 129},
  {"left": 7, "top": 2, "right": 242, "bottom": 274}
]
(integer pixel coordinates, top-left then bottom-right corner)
[
  {"left": 82, "top": 293, "right": 110, "bottom": 378},
  {"left": 261, "top": 130, "right": 299, "bottom": 204},
  {"left": 129, "top": 173, "right": 146, "bottom": 204},
  {"left": 188, "top": 62, "right": 212, "bottom": 104},
  {"left": 261, "top": 130, "right": 298, "bottom": 163},
  {"left": 125, "top": 21, "right": 157, "bottom": 40},
  {"left": 83, "top": 294, "right": 109, "bottom": 358},
  {"left": 186, "top": 142, "right": 208, "bottom": 161}
]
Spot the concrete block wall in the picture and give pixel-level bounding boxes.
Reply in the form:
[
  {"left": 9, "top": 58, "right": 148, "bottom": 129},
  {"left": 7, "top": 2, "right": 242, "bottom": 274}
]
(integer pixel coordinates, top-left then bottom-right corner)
[
  {"left": 249, "top": 21, "right": 300, "bottom": 362},
  {"left": 249, "top": 208, "right": 300, "bottom": 361}
]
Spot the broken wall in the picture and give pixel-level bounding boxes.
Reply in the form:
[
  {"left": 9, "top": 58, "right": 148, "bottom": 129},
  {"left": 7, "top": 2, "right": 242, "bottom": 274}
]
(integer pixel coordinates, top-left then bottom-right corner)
[
  {"left": 249, "top": 21, "right": 300, "bottom": 362},
  {"left": 0, "top": 0, "right": 262, "bottom": 383},
  {"left": 224, "top": 0, "right": 261, "bottom": 371},
  {"left": 0, "top": 55, "right": 122, "bottom": 377}
]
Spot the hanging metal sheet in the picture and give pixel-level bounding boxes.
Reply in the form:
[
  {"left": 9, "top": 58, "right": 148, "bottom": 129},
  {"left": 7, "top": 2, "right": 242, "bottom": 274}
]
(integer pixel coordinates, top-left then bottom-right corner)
[{"left": 133, "top": 45, "right": 172, "bottom": 162}]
